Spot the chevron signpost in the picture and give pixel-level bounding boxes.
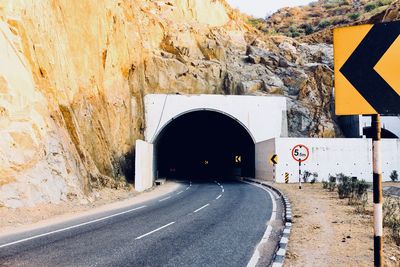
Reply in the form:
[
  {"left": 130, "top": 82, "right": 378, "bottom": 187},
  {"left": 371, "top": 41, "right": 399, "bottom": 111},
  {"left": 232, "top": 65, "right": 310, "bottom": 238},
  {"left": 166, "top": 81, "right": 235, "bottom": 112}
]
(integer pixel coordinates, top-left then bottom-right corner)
[{"left": 334, "top": 21, "right": 400, "bottom": 267}]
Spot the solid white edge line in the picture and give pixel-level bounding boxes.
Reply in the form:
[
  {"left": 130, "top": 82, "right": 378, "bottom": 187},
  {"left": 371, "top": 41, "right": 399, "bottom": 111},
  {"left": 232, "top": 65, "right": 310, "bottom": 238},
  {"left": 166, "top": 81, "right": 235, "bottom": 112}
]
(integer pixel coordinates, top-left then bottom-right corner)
[
  {"left": 243, "top": 181, "right": 277, "bottom": 267},
  {"left": 135, "top": 221, "right": 175, "bottom": 240},
  {"left": 247, "top": 225, "right": 273, "bottom": 267},
  {"left": 194, "top": 203, "right": 210, "bottom": 213},
  {"left": 159, "top": 196, "right": 171, "bottom": 202},
  {"left": 216, "top": 194, "right": 222, "bottom": 200},
  {"left": 0, "top": 205, "right": 147, "bottom": 249},
  {"left": 177, "top": 191, "right": 184, "bottom": 195}
]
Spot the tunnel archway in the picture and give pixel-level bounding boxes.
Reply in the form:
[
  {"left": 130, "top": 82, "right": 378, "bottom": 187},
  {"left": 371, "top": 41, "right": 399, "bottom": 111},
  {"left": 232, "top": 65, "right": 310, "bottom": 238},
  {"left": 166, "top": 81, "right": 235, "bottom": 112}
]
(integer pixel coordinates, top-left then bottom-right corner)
[{"left": 154, "top": 110, "right": 255, "bottom": 181}]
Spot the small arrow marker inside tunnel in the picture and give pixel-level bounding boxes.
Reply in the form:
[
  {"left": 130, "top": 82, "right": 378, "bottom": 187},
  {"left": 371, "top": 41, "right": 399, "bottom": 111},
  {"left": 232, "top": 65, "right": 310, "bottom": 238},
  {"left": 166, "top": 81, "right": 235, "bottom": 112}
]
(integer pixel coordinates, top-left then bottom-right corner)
[{"left": 235, "top": 156, "right": 241, "bottom": 163}]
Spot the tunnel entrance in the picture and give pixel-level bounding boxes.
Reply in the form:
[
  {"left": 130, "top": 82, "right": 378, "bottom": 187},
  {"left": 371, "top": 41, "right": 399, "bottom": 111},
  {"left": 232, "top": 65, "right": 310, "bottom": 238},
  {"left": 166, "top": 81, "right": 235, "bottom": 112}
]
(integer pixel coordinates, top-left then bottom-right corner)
[{"left": 155, "top": 111, "right": 255, "bottom": 181}]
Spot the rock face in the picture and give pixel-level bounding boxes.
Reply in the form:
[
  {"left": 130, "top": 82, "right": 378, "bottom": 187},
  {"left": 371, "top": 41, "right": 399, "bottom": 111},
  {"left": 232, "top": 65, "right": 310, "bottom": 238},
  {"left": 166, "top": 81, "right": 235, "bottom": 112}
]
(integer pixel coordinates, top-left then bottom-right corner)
[{"left": 0, "top": 0, "right": 341, "bottom": 207}]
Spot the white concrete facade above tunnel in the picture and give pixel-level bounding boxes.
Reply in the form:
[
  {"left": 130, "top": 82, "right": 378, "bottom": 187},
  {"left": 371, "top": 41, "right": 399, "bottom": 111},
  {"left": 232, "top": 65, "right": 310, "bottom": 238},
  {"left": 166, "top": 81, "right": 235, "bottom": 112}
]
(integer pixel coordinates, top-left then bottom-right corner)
[{"left": 144, "top": 94, "right": 288, "bottom": 144}]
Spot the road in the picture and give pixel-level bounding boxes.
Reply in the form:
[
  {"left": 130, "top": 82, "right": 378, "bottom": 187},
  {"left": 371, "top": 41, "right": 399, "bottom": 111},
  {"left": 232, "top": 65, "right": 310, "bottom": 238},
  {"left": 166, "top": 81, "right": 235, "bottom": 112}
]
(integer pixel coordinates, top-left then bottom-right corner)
[{"left": 0, "top": 180, "right": 274, "bottom": 267}]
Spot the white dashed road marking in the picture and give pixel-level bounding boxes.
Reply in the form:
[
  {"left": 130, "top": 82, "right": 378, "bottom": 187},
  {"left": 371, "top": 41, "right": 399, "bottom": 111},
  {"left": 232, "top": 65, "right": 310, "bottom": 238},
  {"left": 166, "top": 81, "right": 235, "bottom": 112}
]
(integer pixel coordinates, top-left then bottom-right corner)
[
  {"left": 135, "top": 222, "right": 175, "bottom": 240},
  {"left": 216, "top": 194, "right": 222, "bottom": 200},
  {"left": 194, "top": 204, "right": 210, "bottom": 213},
  {"left": 177, "top": 191, "right": 183, "bottom": 195},
  {"left": 159, "top": 196, "right": 171, "bottom": 202}
]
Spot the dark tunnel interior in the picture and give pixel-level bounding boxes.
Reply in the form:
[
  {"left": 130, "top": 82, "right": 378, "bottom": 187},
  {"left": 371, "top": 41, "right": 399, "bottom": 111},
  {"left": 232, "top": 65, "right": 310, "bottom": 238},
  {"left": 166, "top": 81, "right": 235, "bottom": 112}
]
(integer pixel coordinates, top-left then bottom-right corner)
[{"left": 155, "top": 111, "right": 255, "bottom": 181}]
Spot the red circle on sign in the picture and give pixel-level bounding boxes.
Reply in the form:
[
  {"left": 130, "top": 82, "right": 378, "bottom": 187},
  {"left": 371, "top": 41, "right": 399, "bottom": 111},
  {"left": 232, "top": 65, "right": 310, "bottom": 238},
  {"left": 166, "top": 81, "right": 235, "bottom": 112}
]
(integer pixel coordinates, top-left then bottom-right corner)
[{"left": 291, "top": 144, "right": 310, "bottom": 162}]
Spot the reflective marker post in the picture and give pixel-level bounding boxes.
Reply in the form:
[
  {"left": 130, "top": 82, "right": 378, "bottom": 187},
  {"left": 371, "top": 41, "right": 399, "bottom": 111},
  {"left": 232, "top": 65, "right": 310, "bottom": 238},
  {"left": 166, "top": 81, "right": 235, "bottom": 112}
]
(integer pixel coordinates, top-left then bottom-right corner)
[
  {"left": 298, "top": 161, "right": 302, "bottom": 189},
  {"left": 372, "top": 114, "right": 383, "bottom": 267}
]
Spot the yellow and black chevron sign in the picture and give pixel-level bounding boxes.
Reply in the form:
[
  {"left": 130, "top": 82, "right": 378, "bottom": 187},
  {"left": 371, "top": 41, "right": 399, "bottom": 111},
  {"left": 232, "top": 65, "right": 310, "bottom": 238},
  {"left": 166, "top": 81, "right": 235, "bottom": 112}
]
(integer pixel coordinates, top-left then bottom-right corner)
[
  {"left": 334, "top": 22, "right": 400, "bottom": 115},
  {"left": 285, "top": 172, "right": 289, "bottom": 184}
]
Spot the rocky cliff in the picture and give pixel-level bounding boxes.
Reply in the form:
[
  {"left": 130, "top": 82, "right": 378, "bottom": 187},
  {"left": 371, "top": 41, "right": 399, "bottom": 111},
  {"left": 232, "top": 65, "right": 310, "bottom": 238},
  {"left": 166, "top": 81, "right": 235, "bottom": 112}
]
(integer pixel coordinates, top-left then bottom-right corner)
[{"left": 0, "top": 0, "right": 340, "bottom": 208}]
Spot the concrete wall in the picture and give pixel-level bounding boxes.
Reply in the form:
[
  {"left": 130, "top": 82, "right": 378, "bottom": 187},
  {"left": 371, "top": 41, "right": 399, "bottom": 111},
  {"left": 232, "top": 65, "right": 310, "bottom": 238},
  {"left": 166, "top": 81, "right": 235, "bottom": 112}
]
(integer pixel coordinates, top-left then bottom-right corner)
[
  {"left": 135, "top": 140, "right": 154, "bottom": 192},
  {"left": 144, "top": 94, "right": 288, "bottom": 144},
  {"left": 381, "top": 140, "right": 400, "bottom": 179},
  {"left": 268, "top": 138, "right": 400, "bottom": 183},
  {"left": 255, "top": 139, "right": 275, "bottom": 181}
]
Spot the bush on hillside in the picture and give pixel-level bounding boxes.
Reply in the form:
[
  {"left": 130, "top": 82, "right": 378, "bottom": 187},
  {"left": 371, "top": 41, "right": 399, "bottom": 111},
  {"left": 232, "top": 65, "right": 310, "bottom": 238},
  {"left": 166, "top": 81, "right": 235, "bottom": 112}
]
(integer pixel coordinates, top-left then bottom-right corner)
[
  {"left": 304, "top": 24, "right": 315, "bottom": 35},
  {"left": 288, "top": 26, "right": 300, "bottom": 37},
  {"left": 365, "top": 3, "right": 377, "bottom": 12},
  {"left": 318, "top": 19, "right": 331, "bottom": 29},
  {"left": 348, "top": 12, "right": 360, "bottom": 20},
  {"left": 377, "top": 0, "right": 393, "bottom": 7}
]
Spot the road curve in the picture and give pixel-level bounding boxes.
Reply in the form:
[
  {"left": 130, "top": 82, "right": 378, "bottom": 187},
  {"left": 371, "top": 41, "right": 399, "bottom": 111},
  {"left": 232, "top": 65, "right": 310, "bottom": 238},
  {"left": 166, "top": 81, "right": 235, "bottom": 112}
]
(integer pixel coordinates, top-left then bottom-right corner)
[{"left": 0, "top": 180, "right": 273, "bottom": 267}]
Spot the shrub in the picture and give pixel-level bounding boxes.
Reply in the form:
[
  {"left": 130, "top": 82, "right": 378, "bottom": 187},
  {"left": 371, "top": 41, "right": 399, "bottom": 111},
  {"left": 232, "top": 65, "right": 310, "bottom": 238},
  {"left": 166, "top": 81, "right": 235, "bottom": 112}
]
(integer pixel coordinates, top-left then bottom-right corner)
[
  {"left": 303, "top": 171, "right": 312, "bottom": 183},
  {"left": 337, "top": 174, "right": 352, "bottom": 199},
  {"left": 336, "top": 174, "right": 370, "bottom": 205},
  {"left": 350, "top": 179, "right": 369, "bottom": 213},
  {"left": 318, "top": 19, "right": 331, "bottom": 29},
  {"left": 364, "top": 3, "right": 377, "bottom": 12},
  {"left": 304, "top": 24, "right": 314, "bottom": 35},
  {"left": 383, "top": 197, "right": 400, "bottom": 245},
  {"left": 322, "top": 180, "right": 329, "bottom": 189},
  {"left": 328, "top": 175, "right": 336, "bottom": 191},
  {"left": 247, "top": 18, "right": 264, "bottom": 28},
  {"left": 377, "top": 0, "right": 393, "bottom": 7},
  {"left": 390, "top": 170, "right": 398, "bottom": 182},
  {"left": 310, "top": 172, "right": 318, "bottom": 184},
  {"left": 288, "top": 26, "right": 300, "bottom": 38},
  {"left": 348, "top": 13, "right": 360, "bottom": 21},
  {"left": 353, "top": 180, "right": 369, "bottom": 200}
]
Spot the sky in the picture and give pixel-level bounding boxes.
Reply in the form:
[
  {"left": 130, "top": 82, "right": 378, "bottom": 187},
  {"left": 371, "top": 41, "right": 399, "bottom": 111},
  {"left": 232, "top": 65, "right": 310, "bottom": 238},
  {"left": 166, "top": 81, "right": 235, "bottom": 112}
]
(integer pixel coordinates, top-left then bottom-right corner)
[{"left": 226, "top": 0, "right": 312, "bottom": 18}]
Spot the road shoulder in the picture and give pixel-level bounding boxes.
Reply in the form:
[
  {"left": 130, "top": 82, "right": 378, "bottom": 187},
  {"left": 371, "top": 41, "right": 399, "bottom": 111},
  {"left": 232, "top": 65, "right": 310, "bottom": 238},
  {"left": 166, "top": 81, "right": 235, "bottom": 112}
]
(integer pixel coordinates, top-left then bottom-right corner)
[{"left": 274, "top": 183, "right": 400, "bottom": 267}]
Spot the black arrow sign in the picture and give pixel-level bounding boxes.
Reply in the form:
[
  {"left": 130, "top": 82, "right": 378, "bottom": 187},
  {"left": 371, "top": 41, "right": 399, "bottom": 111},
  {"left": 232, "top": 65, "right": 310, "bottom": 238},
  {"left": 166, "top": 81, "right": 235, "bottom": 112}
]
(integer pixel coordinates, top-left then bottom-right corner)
[
  {"left": 340, "top": 22, "right": 400, "bottom": 115},
  {"left": 270, "top": 154, "right": 278, "bottom": 165}
]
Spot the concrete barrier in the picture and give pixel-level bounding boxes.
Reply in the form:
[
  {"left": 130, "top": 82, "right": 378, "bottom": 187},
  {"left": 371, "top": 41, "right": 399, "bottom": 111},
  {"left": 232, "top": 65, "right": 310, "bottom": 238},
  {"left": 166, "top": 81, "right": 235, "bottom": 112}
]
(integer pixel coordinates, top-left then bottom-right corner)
[{"left": 258, "top": 138, "right": 400, "bottom": 183}]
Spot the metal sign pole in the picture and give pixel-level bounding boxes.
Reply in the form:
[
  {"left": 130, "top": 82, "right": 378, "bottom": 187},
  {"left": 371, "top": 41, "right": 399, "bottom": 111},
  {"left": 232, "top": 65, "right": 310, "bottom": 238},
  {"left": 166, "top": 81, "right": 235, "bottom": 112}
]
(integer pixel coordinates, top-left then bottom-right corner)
[
  {"left": 372, "top": 114, "right": 383, "bottom": 267},
  {"left": 299, "top": 161, "right": 302, "bottom": 189}
]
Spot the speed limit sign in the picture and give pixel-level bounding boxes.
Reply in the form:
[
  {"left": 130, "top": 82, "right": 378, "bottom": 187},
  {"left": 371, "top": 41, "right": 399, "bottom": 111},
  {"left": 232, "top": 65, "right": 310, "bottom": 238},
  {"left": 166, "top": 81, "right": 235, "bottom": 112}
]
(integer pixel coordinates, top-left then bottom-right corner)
[
  {"left": 292, "top": 144, "right": 309, "bottom": 190},
  {"left": 291, "top": 144, "right": 309, "bottom": 163}
]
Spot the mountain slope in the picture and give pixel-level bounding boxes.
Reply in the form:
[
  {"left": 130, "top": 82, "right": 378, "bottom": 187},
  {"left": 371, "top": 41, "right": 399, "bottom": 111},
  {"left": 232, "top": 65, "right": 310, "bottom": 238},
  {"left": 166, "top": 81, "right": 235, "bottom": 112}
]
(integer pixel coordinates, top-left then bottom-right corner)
[{"left": 0, "top": 0, "right": 340, "bottom": 207}]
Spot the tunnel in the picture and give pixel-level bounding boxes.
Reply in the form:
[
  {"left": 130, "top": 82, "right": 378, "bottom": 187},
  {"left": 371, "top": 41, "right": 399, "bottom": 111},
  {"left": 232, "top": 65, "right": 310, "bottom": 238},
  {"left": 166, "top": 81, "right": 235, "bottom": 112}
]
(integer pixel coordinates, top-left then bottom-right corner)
[{"left": 154, "top": 110, "right": 255, "bottom": 181}]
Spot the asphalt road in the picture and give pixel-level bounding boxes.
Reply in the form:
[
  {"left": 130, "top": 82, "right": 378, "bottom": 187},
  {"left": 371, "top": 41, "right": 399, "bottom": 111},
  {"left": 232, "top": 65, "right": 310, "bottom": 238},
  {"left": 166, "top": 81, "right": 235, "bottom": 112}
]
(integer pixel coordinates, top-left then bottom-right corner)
[{"left": 0, "top": 180, "right": 273, "bottom": 267}]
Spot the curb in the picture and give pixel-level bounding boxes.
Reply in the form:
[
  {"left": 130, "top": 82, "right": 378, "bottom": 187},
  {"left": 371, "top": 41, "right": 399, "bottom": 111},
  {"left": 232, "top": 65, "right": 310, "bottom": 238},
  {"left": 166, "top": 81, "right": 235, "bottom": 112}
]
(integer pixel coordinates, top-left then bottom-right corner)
[{"left": 242, "top": 178, "right": 292, "bottom": 267}]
